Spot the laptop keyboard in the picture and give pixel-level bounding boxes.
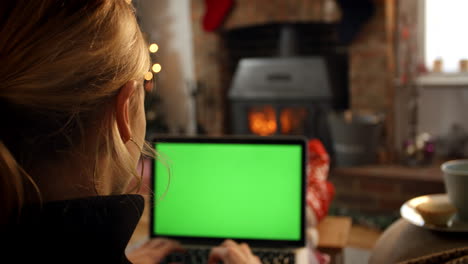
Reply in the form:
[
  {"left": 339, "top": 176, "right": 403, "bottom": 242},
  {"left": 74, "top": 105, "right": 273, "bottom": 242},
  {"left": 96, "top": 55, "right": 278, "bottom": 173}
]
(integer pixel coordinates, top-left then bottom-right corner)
[
  {"left": 160, "top": 248, "right": 295, "bottom": 264},
  {"left": 253, "top": 250, "right": 295, "bottom": 264}
]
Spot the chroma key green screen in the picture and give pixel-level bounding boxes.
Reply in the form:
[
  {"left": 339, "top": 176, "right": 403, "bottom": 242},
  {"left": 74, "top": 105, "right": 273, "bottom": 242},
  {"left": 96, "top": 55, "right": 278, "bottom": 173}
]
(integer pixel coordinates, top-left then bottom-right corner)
[{"left": 152, "top": 141, "right": 303, "bottom": 241}]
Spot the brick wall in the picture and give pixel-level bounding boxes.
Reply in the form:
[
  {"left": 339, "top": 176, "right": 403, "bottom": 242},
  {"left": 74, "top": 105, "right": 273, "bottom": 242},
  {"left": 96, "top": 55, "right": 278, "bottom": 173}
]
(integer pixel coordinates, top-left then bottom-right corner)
[
  {"left": 329, "top": 165, "right": 445, "bottom": 217},
  {"left": 223, "top": 0, "right": 340, "bottom": 29},
  {"left": 191, "top": 0, "right": 225, "bottom": 134},
  {"left": 349, "top": 2, "right": 389, "bottom": 112}
]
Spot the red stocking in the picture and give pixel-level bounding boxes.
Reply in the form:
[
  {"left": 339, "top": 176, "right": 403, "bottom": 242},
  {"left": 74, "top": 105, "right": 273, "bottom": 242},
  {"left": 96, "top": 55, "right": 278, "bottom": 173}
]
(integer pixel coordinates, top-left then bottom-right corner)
[{"left": 202, "top": 0, "right": 234, "bottom": 32}]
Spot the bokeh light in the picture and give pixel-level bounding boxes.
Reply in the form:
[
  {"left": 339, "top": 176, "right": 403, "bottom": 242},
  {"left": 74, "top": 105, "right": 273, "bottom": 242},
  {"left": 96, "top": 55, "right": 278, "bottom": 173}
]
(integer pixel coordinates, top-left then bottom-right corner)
[
  {"left": 152, "top": 63, "right": 162, "bottom": 73},
  {"left": 149, "top": 43, "right": 159, "bottom": 53},
  {"left": 144, "top": 71, "right": 153, "bottom": 81}
]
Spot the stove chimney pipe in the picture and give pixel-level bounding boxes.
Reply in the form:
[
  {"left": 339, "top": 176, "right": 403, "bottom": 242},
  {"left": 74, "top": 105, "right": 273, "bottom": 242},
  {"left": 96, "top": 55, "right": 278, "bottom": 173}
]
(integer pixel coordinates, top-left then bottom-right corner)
[{"left": 278, "top": 24, "right": 298, "bottom": 57}]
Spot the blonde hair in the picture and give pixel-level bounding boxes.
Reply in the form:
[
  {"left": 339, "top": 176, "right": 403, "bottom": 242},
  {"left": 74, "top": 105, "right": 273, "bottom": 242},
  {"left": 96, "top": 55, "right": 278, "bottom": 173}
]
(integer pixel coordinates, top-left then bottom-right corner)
[{"left": 0, "top": 0, "right": 151, "bottom": 223}]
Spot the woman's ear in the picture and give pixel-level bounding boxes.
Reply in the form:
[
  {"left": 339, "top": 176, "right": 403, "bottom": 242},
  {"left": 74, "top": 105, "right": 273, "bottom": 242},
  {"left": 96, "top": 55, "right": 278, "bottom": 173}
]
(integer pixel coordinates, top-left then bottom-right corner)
[{"left": 115, "top": 80, "right": 138, "bottom": 143}]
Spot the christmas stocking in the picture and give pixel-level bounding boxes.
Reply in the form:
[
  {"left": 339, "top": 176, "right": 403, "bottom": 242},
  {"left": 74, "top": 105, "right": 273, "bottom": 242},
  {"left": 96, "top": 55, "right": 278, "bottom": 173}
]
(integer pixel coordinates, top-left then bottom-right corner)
[{"left": 202, "top": 0, "right": 234, "bottom": 32}]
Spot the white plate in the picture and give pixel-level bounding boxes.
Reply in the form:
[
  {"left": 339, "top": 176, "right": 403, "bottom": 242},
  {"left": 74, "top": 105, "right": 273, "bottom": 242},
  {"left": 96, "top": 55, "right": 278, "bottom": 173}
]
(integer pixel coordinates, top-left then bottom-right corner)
[{"left": 400, "top": 193, "right": 468, "bottom": 232}]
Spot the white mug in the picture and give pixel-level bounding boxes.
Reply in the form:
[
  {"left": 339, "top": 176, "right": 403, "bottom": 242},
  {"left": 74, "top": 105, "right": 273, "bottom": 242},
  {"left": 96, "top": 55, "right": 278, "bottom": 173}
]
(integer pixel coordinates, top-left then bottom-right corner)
[{"left": 441, "top": 159, "right": 468, "bottom": 222}]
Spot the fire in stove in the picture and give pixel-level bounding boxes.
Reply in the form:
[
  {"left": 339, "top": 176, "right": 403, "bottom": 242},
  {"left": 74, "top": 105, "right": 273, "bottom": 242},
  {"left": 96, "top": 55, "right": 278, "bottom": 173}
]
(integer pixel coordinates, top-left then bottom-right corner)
[
  {"left": 248, "top": 106, "right": 307, "bottom": 136},
  {"left": 280, "top": 107, "right": 307, "bottom": 135},
  {"left": 248, "top": 105, "right": 277, "bottom": 136}
]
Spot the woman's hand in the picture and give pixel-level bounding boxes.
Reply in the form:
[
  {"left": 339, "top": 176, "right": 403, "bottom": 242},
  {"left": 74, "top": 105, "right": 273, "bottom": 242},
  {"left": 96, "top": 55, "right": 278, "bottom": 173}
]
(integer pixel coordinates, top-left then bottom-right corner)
[
  {"left": 208, "top": 239, "right": 261, "bottom": 264},
  {"left": 127, "top": 238, "right": 184, "bottom": 264}
]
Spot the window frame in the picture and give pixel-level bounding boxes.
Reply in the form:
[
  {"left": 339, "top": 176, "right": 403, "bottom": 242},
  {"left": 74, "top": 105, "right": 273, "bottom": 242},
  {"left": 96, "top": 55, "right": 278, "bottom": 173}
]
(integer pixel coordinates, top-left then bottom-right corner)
[{"left": 416, "top": 0, "right": 468, "bottom": 87}]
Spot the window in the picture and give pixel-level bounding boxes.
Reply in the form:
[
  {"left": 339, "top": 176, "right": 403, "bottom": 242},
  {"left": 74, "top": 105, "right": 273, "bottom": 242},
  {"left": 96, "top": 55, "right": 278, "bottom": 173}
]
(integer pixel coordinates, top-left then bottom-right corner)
[{"left": 424, "top": 0, "right": 468, "bottom": 74}]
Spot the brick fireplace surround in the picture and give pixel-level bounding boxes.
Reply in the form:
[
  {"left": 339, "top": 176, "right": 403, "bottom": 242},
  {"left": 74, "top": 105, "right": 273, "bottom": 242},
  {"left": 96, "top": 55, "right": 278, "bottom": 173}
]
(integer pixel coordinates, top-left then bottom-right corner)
[
  {"left": 189, "top": 0, "right": 445, "bottom": 229},
  {"left": 191, "top": 0, "right": 394, "bottom": 143}
]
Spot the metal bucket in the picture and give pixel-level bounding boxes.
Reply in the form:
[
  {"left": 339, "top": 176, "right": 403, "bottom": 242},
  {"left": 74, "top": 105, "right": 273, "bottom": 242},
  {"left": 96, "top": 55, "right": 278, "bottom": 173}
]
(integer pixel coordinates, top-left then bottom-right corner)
[{"left": 328, "top": 111, "right": 384, "bottom": 167}]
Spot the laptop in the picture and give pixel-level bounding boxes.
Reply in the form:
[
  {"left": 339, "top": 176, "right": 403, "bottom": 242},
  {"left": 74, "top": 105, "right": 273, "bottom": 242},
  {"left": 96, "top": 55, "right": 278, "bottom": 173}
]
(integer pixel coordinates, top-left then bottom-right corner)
[{"left": 149, "top": 135, "right": 310, "bottom": 264}]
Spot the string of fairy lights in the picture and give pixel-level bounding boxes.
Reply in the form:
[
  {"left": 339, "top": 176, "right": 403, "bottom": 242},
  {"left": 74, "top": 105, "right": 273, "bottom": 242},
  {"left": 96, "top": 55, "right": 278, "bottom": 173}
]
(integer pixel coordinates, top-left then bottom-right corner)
[{"left": 144, "top": 43, "right": 162, "bottom": 83}]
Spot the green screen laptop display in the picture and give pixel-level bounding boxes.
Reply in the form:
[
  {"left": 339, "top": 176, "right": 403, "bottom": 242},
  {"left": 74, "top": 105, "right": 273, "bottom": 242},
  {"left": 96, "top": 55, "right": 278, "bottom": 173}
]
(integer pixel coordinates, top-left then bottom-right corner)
[{"left": 151, "top": 137, "right": 305, "bottom": 244}]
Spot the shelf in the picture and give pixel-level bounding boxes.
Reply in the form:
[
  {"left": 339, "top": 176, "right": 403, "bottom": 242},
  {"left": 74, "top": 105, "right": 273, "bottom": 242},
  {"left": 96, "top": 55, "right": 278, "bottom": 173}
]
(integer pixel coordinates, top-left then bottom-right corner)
[{"left": 416, "top": 73, "right": 468, "bottom": 87}]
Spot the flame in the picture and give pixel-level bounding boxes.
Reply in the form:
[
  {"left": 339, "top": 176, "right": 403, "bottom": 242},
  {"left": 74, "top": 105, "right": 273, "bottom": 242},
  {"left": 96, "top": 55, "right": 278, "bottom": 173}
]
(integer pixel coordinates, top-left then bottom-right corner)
[
  {"left": 248, "top": 106, "right": 277, "bottom": 136},
  {"left": 280, "top": 108, "right": 307, "bottom": 134}
]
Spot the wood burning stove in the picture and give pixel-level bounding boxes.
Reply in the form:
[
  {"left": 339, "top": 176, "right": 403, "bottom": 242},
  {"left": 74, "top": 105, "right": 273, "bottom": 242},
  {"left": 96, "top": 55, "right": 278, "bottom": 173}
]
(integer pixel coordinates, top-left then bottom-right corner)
[
  {"left": 228, "top": 56, "right": 342, "bottom": 154},
  {"left": 225, "top": 23, "right": 349, "bottom": 155}
]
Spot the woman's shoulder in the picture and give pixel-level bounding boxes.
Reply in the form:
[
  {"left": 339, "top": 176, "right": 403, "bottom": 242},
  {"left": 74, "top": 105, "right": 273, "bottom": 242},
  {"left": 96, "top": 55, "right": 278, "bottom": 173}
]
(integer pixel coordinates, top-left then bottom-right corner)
[{"left": 2, "top": 194, "right": 145, "bottom": 263}]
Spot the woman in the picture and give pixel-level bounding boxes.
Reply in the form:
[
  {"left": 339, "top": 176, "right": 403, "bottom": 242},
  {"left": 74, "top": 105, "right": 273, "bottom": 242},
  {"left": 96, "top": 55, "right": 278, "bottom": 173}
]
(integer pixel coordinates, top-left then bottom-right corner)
[{"left": 0, "top": 1, "right": 260, "bottom": 263}]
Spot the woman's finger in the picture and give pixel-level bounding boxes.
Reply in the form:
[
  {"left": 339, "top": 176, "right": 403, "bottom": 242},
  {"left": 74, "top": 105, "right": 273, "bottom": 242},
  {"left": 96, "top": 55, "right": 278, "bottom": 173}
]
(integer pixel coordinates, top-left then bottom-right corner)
[
  {"left": 239, "top": 242, "right": 252, "bottom": 256},
  {"left": 208, "top": 240, "right": 249, "bottom": 264},
  {"left": 208, "top": 246, "right": 228, "bottom": 264}
]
